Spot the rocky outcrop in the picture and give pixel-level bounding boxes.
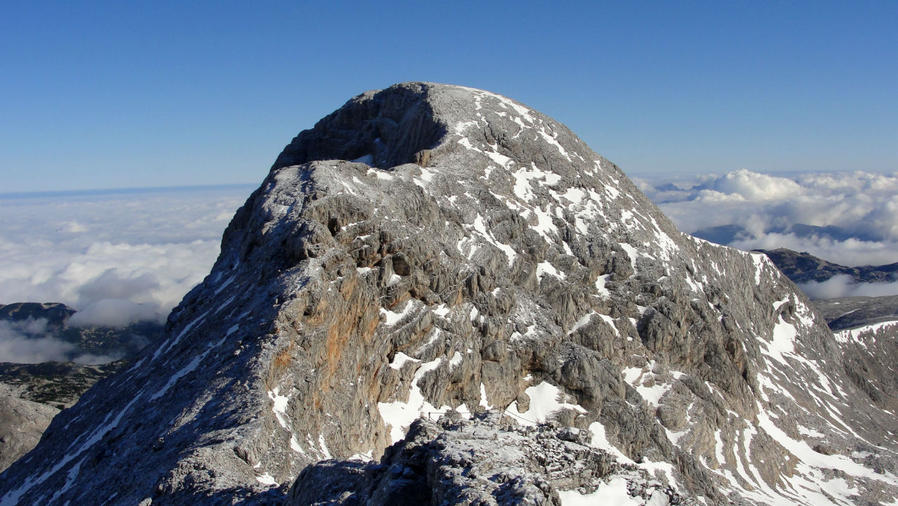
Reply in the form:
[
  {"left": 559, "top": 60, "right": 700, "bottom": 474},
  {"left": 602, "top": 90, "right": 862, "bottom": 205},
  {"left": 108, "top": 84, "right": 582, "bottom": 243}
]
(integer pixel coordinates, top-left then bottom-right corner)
[
  {"left": 808, "top": 297, "right": 898, "bottom": 415},
  {"left": 2, "top": 83, "right": 896, "bottom": 505},
  {"left": 0, "top": 384, "right": 59, "bottom": 472},
  {"left": 289, "top": 413, "right": 683, "bottom": 505}
]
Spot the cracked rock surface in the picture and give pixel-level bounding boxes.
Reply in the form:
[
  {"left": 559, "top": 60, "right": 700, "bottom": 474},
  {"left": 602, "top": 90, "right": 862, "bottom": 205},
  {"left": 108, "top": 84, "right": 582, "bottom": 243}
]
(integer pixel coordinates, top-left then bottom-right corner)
[{"left": 289, "top": 413, "right": 682, "bottom": 505}]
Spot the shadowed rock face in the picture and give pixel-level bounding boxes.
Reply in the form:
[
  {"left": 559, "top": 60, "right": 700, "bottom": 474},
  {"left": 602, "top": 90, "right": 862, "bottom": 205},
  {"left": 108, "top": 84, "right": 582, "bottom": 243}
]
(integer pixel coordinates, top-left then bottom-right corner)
[
  {"left": 809, "top": 297, "right": 898, "bottom": 415},
  {"left": 2, "top": 83, "right": 897, "bottom": 505},
  {"left": 272, "top": 83, "right": 445, "bottom": 171}
]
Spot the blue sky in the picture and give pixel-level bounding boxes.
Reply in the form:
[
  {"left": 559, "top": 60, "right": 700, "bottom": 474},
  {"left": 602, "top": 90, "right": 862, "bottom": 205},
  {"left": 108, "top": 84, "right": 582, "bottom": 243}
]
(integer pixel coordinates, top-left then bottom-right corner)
[{"left": 2, "top": 1, "right": 896, "bottom": 192}]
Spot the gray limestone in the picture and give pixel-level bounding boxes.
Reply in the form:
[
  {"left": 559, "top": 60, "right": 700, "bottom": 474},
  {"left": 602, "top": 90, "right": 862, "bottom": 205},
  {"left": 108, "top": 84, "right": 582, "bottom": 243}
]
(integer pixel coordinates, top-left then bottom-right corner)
[
  {"left": 0, "top": 384, "right": 59, "bottom": 473},
  {"left": 289, "top": 413, "right": 682, "bottom": 505}
]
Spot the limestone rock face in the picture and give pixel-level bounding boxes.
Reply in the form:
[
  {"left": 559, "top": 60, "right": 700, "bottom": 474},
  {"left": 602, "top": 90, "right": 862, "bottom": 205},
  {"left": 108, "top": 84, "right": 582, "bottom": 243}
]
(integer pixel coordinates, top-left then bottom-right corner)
[
  {"left": 831, "top": 315, "right": 898, "bottom": 414},
  {"left": 288, "top": 413, "right": 682, "bottom": 505},
  {"left": 2, "top": 83, "right": 897, "bottom": 505},
  {"left": 0, "top": 384, "right": 59, "bottom": 473}
]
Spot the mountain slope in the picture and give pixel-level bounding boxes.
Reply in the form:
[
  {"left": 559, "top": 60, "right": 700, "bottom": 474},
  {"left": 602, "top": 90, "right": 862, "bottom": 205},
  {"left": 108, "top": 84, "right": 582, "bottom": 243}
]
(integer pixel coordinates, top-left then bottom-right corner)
[
  {"left": 807, "top": 296, "right": 898, "bottom": 417},
  {"left": 2, "top": 83, "right": 896, "bottom": 505}
]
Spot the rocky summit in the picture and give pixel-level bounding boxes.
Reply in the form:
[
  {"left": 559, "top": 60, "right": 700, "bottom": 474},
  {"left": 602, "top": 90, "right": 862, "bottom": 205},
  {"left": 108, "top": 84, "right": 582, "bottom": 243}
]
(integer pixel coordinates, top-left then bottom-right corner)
[{"left": 1, "top": 83, "right": 896, "bottom": 505}]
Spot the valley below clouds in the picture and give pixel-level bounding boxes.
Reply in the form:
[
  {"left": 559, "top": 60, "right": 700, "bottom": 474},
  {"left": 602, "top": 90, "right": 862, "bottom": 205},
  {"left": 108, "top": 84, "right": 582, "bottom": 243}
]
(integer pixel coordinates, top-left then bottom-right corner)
[{"left": 0, "top": 186, "right": 251, "bottom": 362}]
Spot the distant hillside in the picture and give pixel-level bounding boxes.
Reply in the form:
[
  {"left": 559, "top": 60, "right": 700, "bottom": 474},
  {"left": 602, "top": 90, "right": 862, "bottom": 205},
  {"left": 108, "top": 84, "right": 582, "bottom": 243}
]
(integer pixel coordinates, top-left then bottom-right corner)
[
  {"left": 0, "top": 302, "right": 163, "bottom": 472},
  {"left": 757, "top": 247, "right": 898, "bottom": 284},
  {"left": 0, "top": 302, "right": 164, "bottom": 361},
  {"left": 812, "top": 295, "right": 898, "bottom": 331},
  {"left": 0, "top": 361, "right": 124, "bottom": 409}
]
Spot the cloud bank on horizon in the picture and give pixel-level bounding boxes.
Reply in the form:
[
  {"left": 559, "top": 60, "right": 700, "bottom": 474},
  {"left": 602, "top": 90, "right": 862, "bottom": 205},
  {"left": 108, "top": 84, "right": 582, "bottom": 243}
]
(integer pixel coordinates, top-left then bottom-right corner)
[
  {"left": 638, "top": 170, "right": 898, "bottom": 297},
  {"left": 1, "top": 169, "right": 896, "bottom": 358},
  {"left": 0, "top": 187, "right": 251, "bottom": 335}
]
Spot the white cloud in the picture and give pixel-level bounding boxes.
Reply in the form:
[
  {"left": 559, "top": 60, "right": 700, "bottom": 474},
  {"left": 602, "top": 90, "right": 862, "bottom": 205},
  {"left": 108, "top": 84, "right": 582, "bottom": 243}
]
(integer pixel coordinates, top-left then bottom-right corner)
[
  {"left": 798, "top": 275, "right": 898, "bottom": 300},
  {"left": 0, "top": 186, "right": 251, "bottom": 327},
  {"left": 68, "top": 299, "right": 162, "bottom": 328},
  {"left": 728, "top": 233, "right": 898, "bottom": 267},
  {"left": 3, "top": 170, "right": 895, "bottom": 332},
  {"left": 0, "top": 334, "right": 76, "bottom": 363},
  {"left": 640, "top": 170, "right": 898, "bottom": 267},
  {"left": 0, "top": 319, "right": 120, "bottom": 364},
  {"left": 707, "top": 169, "right": 804, "bottom": 201}
]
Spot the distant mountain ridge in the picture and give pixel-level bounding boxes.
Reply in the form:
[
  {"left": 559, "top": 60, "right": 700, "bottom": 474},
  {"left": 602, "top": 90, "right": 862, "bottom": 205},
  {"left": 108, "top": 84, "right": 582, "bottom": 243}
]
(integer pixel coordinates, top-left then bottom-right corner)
[
  {"left": 0, "top": 303, "right": 75, "bottom": 328},
  {"left": 757, "top": 248, "right": 898, "bottom": 284}
]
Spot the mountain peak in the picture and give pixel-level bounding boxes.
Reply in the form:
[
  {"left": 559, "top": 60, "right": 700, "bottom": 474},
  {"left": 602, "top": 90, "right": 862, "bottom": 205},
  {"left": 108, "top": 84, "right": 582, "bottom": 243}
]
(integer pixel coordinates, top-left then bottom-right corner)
[
  {"left": 272, "top": 82, "right": 592, "bottom": 176},
  {"left": 2, "top": 83, "right": 896, "bottom": 505}
]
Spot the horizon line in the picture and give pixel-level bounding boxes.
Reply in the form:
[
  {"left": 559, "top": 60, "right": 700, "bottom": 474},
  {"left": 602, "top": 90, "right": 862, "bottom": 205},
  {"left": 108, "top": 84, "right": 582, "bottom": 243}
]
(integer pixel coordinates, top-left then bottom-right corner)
[{"left": 0, "top": 182, "right": 258, "bottom": 200}]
